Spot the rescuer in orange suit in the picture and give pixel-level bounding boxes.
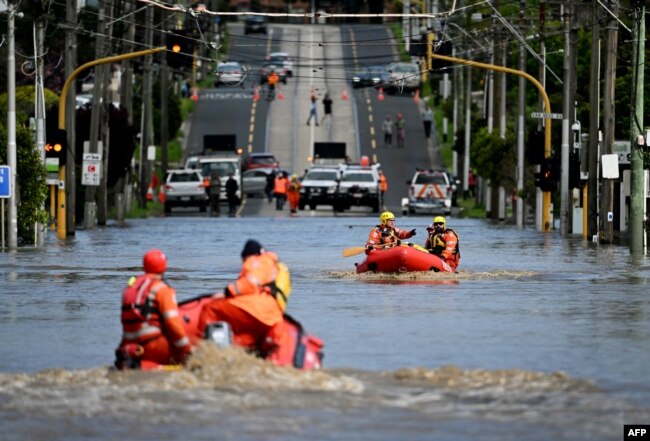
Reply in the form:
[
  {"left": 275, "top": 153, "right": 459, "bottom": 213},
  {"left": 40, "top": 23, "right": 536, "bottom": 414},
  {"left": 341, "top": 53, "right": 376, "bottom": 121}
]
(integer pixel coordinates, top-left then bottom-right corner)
[
  {"left": 424, "top": 216, "right": 460, "bottom": 270},
  {"left": 198, "top": 240, "right": 284, "bottom": 350},
  {"left": 378, "top": 170, "right": 388, "bottom": 202},
  {"left": 287, "top": 174, "right": 301, "bottom": 214},
  {"left": 365, "top": 211, "right": 416, "bottom": 254},
  {"left": 115, "top": 249, "right": 193, "bottom": 369},
  {"left": 273, "top": 171, "right": 289, "bottom": 210}
]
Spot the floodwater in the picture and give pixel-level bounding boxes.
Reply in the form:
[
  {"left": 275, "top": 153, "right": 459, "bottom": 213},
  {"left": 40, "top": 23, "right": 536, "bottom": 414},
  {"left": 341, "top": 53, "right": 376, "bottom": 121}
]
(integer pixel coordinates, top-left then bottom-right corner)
[{"left": 1, "top": 215, "right": 649, "bottom": 441}]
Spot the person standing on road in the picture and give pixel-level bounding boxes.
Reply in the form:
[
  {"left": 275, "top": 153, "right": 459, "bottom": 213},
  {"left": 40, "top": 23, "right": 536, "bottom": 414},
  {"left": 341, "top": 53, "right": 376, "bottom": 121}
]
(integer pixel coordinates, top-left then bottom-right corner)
[
  {"left": 306, "top": 94, "right": 319, "bottom": 126},
  {"left": 267, "top": 70, "right": 279, "bottom": 101},
  {"left": 382, "top": 115, "right": 393, "bottom": 148},
  {"left": 273, "top": 171, "right": 289, "bottom": 210},
  {"left": 287, "top": 174, "right": 301, "bottom": 214},
  {"left": 208, "top": 171, "right": 221, "bottom": 215},
  {"left": 225, "top": 173, "right": 239, "bottom": 217},
  {"left": 422, "top": 106, "right": 433, "bottom": 139},
  {"left": 321, "top": 92, "right": 333, "bottom": 125},
  {"left": 378, "top": 170, "right": 388, "bottom": 204},
  {"left": 265, "top": 170, "right": 276, "bottom": 203},
  {"left": 115, "top": 249, "right": 193, "bottom": 369},
  {"left": 365, "top": 211, "right": 416, "bottom": 255},
  {"left": 395, "top": 113, "right": 406, "bottom": 148}
]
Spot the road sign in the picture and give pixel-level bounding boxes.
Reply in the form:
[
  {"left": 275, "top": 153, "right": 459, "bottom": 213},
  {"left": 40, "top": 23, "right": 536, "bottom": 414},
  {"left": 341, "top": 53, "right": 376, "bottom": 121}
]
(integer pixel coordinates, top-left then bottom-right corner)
[
  {"left": 82, "top": 153, "right": 102, "bottom": 186},
  {"left": 0, "top": 166, "right": 11, "bottom": 198},
  {"left": 531, "top": 112, "right": 563, "bottom": 120}
]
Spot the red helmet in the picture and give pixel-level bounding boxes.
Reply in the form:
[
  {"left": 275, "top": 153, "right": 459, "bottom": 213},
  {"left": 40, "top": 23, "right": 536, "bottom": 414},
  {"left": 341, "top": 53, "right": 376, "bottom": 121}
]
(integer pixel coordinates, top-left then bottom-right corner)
[{"left": 143, "top": 249, "right": 167, "bottom": 274}]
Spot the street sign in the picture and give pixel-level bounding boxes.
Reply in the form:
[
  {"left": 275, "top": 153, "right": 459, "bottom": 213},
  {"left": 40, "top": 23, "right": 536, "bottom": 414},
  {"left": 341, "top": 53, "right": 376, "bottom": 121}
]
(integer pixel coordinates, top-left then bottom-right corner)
[
  {"left": 82, "top": 153, "right": 102, "bottom": 186},
  {"left": 531, "top": 112, "right": 563, "bottom": 120},
  {"left": 0, "top": 166, "right": 11, "bottom": 198}
]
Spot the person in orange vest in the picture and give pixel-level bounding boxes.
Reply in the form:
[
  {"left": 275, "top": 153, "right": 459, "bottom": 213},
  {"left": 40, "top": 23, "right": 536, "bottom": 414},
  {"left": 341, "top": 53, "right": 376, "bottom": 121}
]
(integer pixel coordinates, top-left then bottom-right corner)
[
  {"left": 198, "top": 240, "right": 285, "bottom": 351},
  {"left": 267, "top": 70, "right": 279, "bottom": 101},
  {"left": 287, "top": 174, "right": 301, "bottom": 214},
  {"left": 378, "top": 170, "right": 388, "bottom": 204},
  {"left": 115, "top": 249, "right": 193, "bottom": 369},
  {"left": 366, "top": 211, "right": 416, "bottom": 254},
  {"left": 273, "top": 171, "right": 289, "bottom": 211}
]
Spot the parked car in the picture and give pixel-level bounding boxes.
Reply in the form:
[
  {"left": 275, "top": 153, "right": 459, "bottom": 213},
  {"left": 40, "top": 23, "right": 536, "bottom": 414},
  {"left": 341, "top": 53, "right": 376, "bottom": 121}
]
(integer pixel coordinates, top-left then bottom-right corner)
[
  {"left": 298, "top": 165, "right": 342, "bottom": 210},
  {"left": 214, "top": 61, "right": 244, "bottom": 87},
  {"left": 244, "top": 153, "right": 280, "bottom": 170},
  {"left": 267, "top": 52, "right": 293, "bottom": 77},
  {"left": 401, "top": 169, "right": 452, "bottom": 216},
  {"left": 259, "top": 62, "right": 288, "bottom": 85},
  {"left": 335, "top": 164, "right": 381, "bottom": 213},
  {"left": 162, "top": 169, "right": 208, "bottom": 214},
  {"left": 384, "top": 62, "right": 421, "bottom": 93},
  {"left": 242, "top": 167, "right": 287, "bottom": 197},
  {"left": 244, "top": 15, "right": 267, "bottom": 35},
  {"left": 351, "top": 65, "right": 389, "bottom": 89}
]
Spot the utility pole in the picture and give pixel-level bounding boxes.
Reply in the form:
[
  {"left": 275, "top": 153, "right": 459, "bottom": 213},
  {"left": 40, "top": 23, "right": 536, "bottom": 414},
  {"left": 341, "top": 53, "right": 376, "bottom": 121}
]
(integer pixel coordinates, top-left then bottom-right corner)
[
  {"left": 65, "top": 0, "right": 77, "bottom": 237},
  {"left": 536, "top": 0, "right": 546, "bottom": 232},
  {"left": 588, "top": 1, "right": 601, "bottom": 240},
  {"left": 85, "top": 0, "right": 108, "bottom": 229},
  {"left": 600, "top": 0, "right": 618, "bottom": 244},
  {"left": 6, "top": 1, "right": 18, "bottom": 250},
  {"left": 139, "top": 5, "right": 154, "bottom": 208},
  {"left": 35, "top": 9, "right": 46, "bottom": 246},
  {"left": 516, "top": 0, "right": 526, "bottom": 229},
  {"left": 629, "top": 0, "right": 645, "bottom": 254},
  {"left": 560, "top": 1, "right": 573, "bottom": 236},
  {"left": 161, "top": 27, "right": 169, "bottom": 177}
]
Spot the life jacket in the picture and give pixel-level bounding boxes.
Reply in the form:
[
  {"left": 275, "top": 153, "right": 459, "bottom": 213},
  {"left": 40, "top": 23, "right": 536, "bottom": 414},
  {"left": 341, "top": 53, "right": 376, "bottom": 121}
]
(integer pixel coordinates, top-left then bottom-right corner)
[
  {"left": 375, "top": 224, "right": 399, "bottom": 245},
  {"left": 428, "top": 228, "right": 460, "bottom": 258},
  {"left": 265, "top": 262, "right": 292, "bottom": 312},
  {"left": 121, "top": 275, "right": 164, "bottom": 343}
]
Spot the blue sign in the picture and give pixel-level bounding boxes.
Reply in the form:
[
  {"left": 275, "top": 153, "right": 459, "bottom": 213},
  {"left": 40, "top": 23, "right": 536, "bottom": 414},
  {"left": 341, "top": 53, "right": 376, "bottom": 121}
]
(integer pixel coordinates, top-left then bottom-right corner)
[{"left": 0, "top": 166, "right": 11, "bottom": 198}]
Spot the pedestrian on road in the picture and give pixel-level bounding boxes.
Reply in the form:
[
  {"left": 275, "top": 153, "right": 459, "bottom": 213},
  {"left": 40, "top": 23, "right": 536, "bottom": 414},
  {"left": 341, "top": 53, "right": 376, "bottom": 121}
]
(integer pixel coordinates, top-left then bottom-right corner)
[
  {"left": 321, "top": 92, "right": 333, "bottom": 125},
  {"left": 306, "top": 94, "right": 319, "bottom": 126},
  {"left": 378, "top": 170, "right": 388, "bottom": 203},
  {"left": 208, "top": 171, "right": 221, "bottom": 215},
  {"left": 382, "top": 115, "right": 393, "bottom": 148},
  {"left": 287, "top": 174, "right": 301, "bottom": 214},
  {"left": 273, "top": 171, "right": 289, "bottom": 210},
  {"left": 422, "top": 106, "right": 433, "bottom": 139},
  {"left": 265, "top": 170, "right": 276, "bottom": 203},
  {"left": 395, "top": 113, "right": 406, "bottom": 148},
  {"left": 225, "top": 173, "right": 239, "bottom": 217}
]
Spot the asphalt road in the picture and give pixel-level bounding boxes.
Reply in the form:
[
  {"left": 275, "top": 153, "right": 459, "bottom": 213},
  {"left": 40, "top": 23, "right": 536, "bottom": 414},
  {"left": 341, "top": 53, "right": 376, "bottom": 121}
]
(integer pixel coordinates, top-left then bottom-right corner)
[{"left": 185, "top": 23, "right": 443, "bottom": 218}]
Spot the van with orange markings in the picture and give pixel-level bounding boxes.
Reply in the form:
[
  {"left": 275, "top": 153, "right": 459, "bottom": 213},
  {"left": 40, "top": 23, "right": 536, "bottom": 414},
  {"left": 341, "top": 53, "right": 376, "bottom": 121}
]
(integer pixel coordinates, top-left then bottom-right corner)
[{"left": 402, "top": 169, "right": 452, "bottom": 216}]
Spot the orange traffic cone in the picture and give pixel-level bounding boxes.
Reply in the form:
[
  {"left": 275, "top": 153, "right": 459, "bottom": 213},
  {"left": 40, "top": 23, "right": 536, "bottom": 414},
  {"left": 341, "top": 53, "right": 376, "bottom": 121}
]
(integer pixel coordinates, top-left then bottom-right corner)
[
  {"left": 146, "top": 185, "right": 154, "bottom": 201},
  {"left": 277, "top": 87, "right": 285, "bottom": 100},
  {"left": 340, "top": 87, "right": 349, "bottom": 100},
  {"left": 252, "top": 86, "right": 260, "bottom": 101},
  {"left": 158, "top": 187, "right": 166, "bottom": 203},
  {"left": 377, "top": 87, "right": 385, "bottom": 101},
  {"left": 413, "top": 88, "right": 420, "bottom": 104}
]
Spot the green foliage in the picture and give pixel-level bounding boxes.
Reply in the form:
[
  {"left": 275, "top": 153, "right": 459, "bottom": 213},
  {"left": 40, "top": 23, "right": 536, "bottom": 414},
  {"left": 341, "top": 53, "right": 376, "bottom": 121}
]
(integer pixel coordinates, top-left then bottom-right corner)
[
  {"left": 0, "top": 124, "right": 48, "bottom": 245},
  {"left": 471, "top": 127, "right": 517, "bottom": 189},
  {"left": 0, "top": 87, "right": 60, "bottom": 125}
]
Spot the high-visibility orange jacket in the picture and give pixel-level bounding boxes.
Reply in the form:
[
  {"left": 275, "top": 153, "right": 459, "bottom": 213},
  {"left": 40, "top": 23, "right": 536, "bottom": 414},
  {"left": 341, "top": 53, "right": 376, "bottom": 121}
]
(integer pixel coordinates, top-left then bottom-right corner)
[
  {"left": 365, "top": 224, "right": 414, "bottom": 252},
  {"left": 199, "top": 252, "right": 284, "bottom": 348},
  {"left": 379, "top": 174, "right": 388, "bottom": 192},
  {"left": 287, "top": 180, "right": 301, "bottom": 208},
  {"left": 119, "top": 274, "right": 192, "bottom": 364},
  {"left": 273, "top": 176, "right": 289, "bottom": 195},
  {"left": 425, "top": 229, "right": 460, "bottom": 269},
  {"left": 268, "top": 73, "right": 279, "bottom": 87}
]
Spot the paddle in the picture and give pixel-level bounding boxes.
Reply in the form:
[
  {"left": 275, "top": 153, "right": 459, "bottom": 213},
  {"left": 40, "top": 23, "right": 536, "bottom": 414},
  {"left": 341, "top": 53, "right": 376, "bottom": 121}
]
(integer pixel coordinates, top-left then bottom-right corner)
[{"left": 342, "top": 242, "right": 400, "bottom": 258}]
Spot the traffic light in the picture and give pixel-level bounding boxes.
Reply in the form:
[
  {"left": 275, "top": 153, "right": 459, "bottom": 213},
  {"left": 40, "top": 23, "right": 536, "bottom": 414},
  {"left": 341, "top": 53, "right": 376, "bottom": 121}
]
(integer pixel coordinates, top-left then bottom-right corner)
[
  {"left": 166, "top": 31, "right": 194, "bottom": 70},
  {"left": 569, "top": 151, "right": 581, "bottom": 189},
  {"left": 534, "top": 156, "right": 558, "bottom": 192},
  {"left": 45, "top": 128, "right": 67, "bottom": 165}
]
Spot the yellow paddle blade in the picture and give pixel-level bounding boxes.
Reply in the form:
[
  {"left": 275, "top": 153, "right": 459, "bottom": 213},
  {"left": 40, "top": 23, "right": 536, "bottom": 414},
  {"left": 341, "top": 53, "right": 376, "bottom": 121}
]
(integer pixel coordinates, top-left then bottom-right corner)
[{"left": 342, "top": 247, "right": 366, "bottom": 257}]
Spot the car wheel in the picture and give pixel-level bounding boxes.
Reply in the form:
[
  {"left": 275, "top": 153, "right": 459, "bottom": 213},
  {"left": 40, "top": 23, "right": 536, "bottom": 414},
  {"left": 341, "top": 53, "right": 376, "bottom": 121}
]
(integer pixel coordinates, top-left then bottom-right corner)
[
  {"left": 164, "top": 203, "right": 171, "bottom": 214},
  {"left": 299, "top": 201, "right": 306, "bottom": 210},
  {"left": 199, "top": 204, "right": 207, "bottom": 213},
  {"left": 309, "top": 203, "right": 317, "bottom": 210}
]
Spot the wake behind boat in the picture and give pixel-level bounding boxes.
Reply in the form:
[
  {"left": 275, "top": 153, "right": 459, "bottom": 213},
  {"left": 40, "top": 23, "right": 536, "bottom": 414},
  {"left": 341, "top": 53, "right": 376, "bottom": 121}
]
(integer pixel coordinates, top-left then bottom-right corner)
[{"left": 355, "top": 244, "right": 454, "bottom": 274}]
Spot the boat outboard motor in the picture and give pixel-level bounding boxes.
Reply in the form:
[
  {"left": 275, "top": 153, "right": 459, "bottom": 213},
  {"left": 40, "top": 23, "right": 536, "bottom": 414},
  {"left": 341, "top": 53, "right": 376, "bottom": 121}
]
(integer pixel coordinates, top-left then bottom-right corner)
[{"left": 204, "top": 321, "right": 233, "bottom": 347}]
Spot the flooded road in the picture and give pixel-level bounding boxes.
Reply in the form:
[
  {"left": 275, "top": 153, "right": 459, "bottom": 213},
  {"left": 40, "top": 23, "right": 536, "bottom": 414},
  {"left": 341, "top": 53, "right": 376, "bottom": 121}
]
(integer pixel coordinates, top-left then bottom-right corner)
[{"left": 1, "top": 215, "right": 649, "bottom": 440}]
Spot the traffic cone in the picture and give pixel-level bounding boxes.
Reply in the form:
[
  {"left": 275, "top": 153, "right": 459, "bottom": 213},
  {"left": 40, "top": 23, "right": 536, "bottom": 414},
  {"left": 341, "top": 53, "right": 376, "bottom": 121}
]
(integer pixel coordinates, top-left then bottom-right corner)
[
  {"left": 252, "top": 86, "right": 260, "bottom": 101},
  {"left": 340, "top": 87, "right": 349, "bottom": 100},
  {"left": 158, "top": 188, "right": 166, "bottom": 203},
  {"left": 277, "top": 87, "right": 285, "bottom": 100},
  {"left": 413, "top": 88, "right": 420, "bottom": 104},
  {"left": 146, "top": 185, "right": 154, "bottom": 202},
  {"left": 377, "top": 87, "right": 385, "bottom": 101}
]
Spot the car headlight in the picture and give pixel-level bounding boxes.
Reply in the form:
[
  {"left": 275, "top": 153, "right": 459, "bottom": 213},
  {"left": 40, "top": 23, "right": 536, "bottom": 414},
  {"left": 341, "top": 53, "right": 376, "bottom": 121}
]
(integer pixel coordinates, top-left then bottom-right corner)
[
  {"left": 327, "top": 185, "right": 337, "bottom": 193},
  {"left": 352, "top": 76, "right": 360, "bottom": 82},
  {"left": 368, "top": 187, "right": 378, "bottom": 193},
  {"left": 299, "top": 188, "right": 306, "bottom": 194}
]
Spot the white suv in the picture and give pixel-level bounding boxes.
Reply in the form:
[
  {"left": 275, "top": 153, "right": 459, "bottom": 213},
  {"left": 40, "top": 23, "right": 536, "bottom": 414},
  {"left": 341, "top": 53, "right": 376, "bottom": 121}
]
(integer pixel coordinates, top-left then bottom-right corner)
[
  {"left": 402, "top": 169, "right": 452, "bottom": 215},
  {"left": 162, "top": 169, "right": 208, "bottom": 214},
  {"left": 335, "top": 164, "right": 381, "bottom": 213},
  {"left": 298, "top": 165, "right": 341, "bottom": 210}
]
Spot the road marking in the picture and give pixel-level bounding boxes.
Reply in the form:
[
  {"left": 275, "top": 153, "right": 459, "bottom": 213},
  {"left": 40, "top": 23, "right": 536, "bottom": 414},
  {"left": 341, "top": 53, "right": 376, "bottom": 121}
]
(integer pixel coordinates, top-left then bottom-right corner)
[
  {"left": 368, "top": 114, "right": 373, "bottom": 123},
  {"left": 371, "top": 139, "right": 376, "bottom": 149},
  {"left": 369, "top": 126, "right": 375, "bottom": 136},
  {"left": 202, "top": 92, "right": 251, "bottom": 100}
]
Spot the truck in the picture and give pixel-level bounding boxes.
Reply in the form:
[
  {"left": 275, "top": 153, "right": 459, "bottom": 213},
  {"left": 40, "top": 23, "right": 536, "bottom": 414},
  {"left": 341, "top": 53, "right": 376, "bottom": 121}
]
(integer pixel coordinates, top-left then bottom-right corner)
[{"left": 190, "top": 135, "right": 243, "bottom": 203}]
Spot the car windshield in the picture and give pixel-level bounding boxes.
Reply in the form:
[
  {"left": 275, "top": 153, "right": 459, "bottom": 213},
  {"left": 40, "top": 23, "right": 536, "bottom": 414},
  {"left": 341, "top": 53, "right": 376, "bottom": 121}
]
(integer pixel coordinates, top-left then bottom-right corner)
[
  {"left": 218, "top": 65, "right": 240, "bottom": 73},
  {"left": 342, "top": 172, "right": 375, "bottom": 182},
  {"left": 305, "top": 170, "right": 338, "bottom": 181},
  {"left": 247, "top": 16, "right": 266, "bottom": 23},
  {"left": 169, "top": 172, "right": 200, "bottom": 183},
  {"left": 414, "top": 173, "right": 447, "bottom": 185},
  {"left": 251, "top": 156, "right": 276, "bottom": 165},
  {"left": 201, "top": 162, "right": 237, "bottom": 177}
]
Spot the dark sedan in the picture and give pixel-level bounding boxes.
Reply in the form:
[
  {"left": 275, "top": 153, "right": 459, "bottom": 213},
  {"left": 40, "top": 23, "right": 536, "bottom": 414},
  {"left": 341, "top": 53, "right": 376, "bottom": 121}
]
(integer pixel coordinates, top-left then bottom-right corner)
[{"left": 351, "top": 65, "right": 389, "bottom": 89}]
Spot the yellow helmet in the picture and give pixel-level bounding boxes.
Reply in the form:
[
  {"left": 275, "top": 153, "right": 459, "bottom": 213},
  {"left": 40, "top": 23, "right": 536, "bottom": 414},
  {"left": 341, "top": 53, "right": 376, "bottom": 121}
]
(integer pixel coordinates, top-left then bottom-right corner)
[
  {"left": 291, "top": 174, "right": 298, "bottom": 181},
  {"left": 379, "top": 211, "right": 396, "bottom": 224},
  {"left": 433, "top": 216, "right": 446, "bottom": 226}
]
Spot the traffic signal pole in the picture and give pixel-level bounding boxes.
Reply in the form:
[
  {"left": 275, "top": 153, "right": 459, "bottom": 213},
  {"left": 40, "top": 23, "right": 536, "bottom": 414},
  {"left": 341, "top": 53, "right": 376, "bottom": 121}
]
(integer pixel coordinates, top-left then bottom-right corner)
[
  {"left": 429, "top": 52, "right": 554, "bottom": 232},
  {"left": 55, "top": 47, "right": 165, "bottom": 240}
]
